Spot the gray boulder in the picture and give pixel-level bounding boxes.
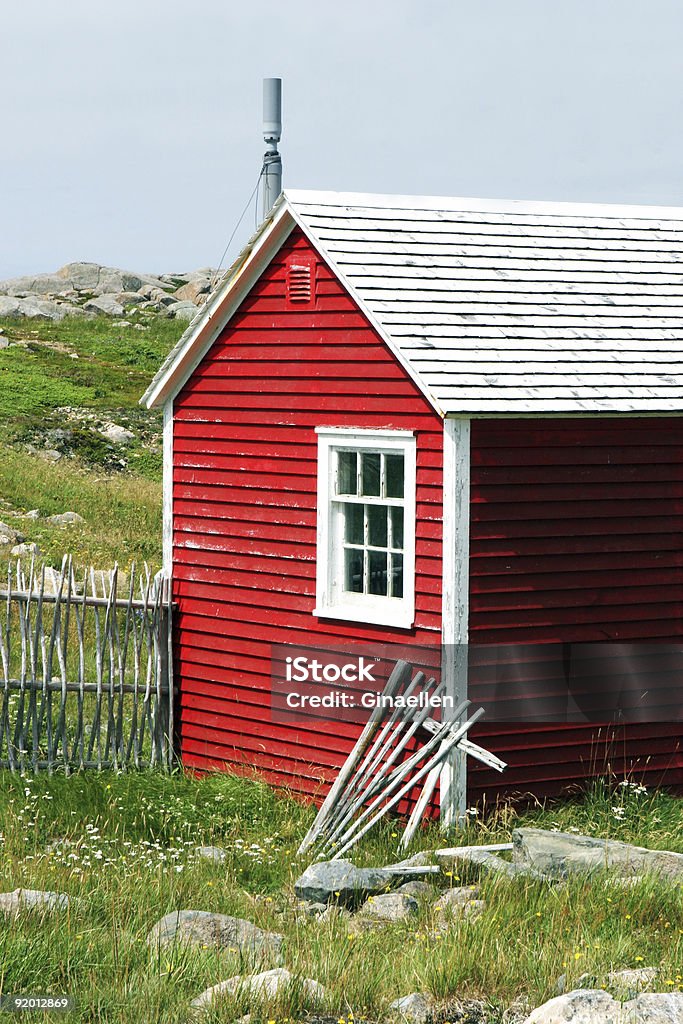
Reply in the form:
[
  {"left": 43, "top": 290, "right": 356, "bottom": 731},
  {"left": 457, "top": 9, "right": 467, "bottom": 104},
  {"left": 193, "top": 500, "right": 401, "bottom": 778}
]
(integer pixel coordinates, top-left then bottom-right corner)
[
  {"left": 55, "top": 262, "right": 102, "bottom": 291},
  {"left": 165, "top": 300, "right": 198, "bottom": 321},
  {"left": 84, "top": 295, "right": 125, "bottom": 317},
  {"left": 396, "top": 880, "right": 435, "bottom": 898},
  {"left": 190, "top": 968, "right": 324, "bottom": 1010},
  {"left": 514, "top": 828, "right": 683, "bottom": 882},
  {"left": 524, "top": 989, "right": 683, "bottom": 1023},
  {"left": 433, "top": 885, "right": 481, "bottom": 913},
  {"left": 46, "top": 512, "right": 85, "bottom": 527},
  {"left": 11, "top": 543, "right": 40, "bottom": 558},
  {"left": 147, "top": 910, "right": 282, "bottom": 960},
  {"left": 358, "top": 892, "right": 418, "bottom": 922},
  {"left": 0, "top": 889, "right": 69, "bottom": 913},
  {"left": 627, "top": 993, "right": 683, "bottom": 1022},
  {"left": 0, "top": 273, "right": 67, "bottom": 295},
  {"left": 607, "top": 968, "right": 657, "bottom": 995},
  {"left": 294, "top": 859, "right": 407, "bottom": 908},
  {"left": 100, "top": 422, "right": 135, "bottom": 444},
  {"left": 388, "top": 992, "right": 431, "bottom": 1023},
  {"left": 0, "top": 296, "right": 68, "bottom": 321},
  {"left": 0, "top": 522, "right": 21, "bottom": 545},
  {"left": 173, "top": 279, "right": 210, "bottom": 303}
]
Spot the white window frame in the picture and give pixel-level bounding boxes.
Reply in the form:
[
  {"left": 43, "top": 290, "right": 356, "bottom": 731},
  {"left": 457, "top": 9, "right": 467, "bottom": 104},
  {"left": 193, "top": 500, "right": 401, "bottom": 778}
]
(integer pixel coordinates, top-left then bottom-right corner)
[{"left": 314, "top": 427, "right": 417, "bottom": 629}]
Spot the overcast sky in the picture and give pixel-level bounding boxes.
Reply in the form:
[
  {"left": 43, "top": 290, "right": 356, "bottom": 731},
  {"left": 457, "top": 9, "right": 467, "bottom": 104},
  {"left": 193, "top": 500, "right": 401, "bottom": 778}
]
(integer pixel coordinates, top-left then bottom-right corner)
[{"left": 2, "top": 0, "right": 683, "bottom": 278}]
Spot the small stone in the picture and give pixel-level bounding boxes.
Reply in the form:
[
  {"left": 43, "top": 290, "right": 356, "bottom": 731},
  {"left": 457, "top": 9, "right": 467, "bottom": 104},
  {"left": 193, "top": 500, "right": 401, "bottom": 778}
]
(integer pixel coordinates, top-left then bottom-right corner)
[
  {"left": 190, "top": 967, "right": 324, "bottom": 1010},
  {"left": 147, "top": 910, "right": 282, "bottom": 962},
  {"left": 46, "top": 512, "right": 85, "bottom": 527},
  {"left": 0, "top": 521, "right": 20, "bottom": 544},
  {"left": 194, "top": 845, "right": 227, "bottom": 864},
  {"left": 358, "top": 892, "right": 418, "bottom": 922},
  {"left": 397, "top": 880, "right": 435, "bottom": 898},
  {"left": 388, "top": 992, "right": 431, "bottom": 1023},
  {"left": 0, "top": 889, "right": 69, "bottom": 913},
  {"left": 433, "top": 886, "right": 481, "bottom": 911},
  {"left": 0, "top": 338, "right": 8, "bottom": 349},
  {"left": 434, "top": 888, "right": 486, "bottom": 927},
  {"left": 99, "top": 422, "right": 135, "bottom": 444},
  {"left": 83, "top": 294, "right": 125, "bottom": 317},
  {"left": 607, "top": 967, "right": 657, "bottom": 993},
  {"left": 24, "top": 510, "right": 40, "bottom": 520},
  {"left": 11, "top": 543, "right": 40, "bottom": 558},
  {"left": 112, "top": 320, "right": 132, "bottom": 327},
  {"left": 165, "top": 300, "right": 198, "bottom": 321},
  {"left": 38, "top": 450, "right": 62, "bottom": 463}
]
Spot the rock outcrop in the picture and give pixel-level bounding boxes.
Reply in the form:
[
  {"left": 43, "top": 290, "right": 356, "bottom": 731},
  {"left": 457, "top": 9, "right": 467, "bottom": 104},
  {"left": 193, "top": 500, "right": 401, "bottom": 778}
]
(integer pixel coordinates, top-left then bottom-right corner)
[{"left": 0, "top": 261, "right": 219, "bottom": 320}]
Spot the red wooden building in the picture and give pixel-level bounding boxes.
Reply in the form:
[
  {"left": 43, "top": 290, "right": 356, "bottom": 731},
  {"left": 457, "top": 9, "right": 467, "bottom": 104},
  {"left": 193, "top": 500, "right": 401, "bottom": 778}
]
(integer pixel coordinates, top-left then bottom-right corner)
[{"left": 142, "top": 191, "right": 683, "bottom": 815}]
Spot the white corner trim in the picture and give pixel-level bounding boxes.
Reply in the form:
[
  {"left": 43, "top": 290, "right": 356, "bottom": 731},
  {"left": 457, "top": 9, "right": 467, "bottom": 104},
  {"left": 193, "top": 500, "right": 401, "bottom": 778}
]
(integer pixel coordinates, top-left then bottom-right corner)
[
  {"left": 162, "top": 399, "right": 174, "bottom": 576},
  {"left": 440, "top": 417, "right": 471, "bottom": 827}
]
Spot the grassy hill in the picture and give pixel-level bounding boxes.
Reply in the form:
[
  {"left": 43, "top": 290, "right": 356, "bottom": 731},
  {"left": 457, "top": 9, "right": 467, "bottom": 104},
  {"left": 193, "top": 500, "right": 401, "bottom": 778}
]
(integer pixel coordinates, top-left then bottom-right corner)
[{"left": 0, "top": 314, "right": 184, "bottom": 568}]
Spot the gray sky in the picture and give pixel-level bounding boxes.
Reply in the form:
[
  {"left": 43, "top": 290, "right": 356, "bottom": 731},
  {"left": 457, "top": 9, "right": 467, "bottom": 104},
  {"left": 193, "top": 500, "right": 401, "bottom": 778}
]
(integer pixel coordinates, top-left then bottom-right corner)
[{"left": 3, "top": 0, "right": 683, "bottom": 278}]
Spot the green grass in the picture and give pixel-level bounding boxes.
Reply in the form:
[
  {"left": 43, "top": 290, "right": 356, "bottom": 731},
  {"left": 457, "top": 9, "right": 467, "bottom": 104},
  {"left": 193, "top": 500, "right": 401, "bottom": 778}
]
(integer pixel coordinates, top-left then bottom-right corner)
[
  {"left": 0, "top": 771, "right": 680, "bottom": 1024},
  {"left": 0, "top": 313, "right": 177, "bottom": 567},
  {"left": 0, "top": 444, "right": 162, "bottom": 568},
  {"left": 0, "top": 316, "right": 181, "bottom": 422}
]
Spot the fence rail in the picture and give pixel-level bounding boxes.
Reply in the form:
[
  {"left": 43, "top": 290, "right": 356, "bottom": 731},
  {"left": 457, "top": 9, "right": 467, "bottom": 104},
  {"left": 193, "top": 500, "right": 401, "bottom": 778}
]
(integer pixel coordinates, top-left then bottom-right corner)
[{"left": 0, "top": 557, "right": 174, "bottom": 773}]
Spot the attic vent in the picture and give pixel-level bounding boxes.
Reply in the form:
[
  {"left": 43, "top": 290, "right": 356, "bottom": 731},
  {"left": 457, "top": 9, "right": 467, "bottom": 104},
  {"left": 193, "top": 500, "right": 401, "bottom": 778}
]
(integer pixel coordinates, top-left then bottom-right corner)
[{"left": 286, "top": 258, "right": 315, "bottom": 306}]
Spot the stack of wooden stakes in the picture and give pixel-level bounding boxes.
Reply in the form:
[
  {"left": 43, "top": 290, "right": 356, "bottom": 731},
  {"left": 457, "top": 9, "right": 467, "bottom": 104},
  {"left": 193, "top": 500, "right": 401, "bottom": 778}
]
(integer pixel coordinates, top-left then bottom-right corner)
[{"left": 298, "top": 660, "right": 506, "bottom": 857}]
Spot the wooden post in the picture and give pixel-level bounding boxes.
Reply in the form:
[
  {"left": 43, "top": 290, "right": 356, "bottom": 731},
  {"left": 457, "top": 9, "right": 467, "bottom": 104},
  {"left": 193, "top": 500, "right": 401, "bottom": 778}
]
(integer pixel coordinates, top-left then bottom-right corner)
[{"left": 440, "top": 417, "right": 471, "bottom": 829}]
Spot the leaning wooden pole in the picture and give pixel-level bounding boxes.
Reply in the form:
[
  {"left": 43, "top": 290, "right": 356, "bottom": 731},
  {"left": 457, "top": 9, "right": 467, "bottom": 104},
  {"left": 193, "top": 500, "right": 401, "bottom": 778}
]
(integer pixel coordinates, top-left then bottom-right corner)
[{"left": 297, "top": 659, "right": 412, "bottom": 856}]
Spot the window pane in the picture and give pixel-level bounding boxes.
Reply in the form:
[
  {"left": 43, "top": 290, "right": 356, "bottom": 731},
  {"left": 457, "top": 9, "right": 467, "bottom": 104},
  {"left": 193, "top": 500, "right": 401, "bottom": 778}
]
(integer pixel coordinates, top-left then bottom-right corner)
[
  {"left": 391, "top": 553, "right": 404, "bottom": 598},
  {"left": 368, "top": 550, "right": 388, "bottom": 595},
  {"left": 361, "top": 452, "right": 381, "bottom": 496},
  {"left": 367, "top": 504, "right": 388, "bottom": 548},
  {"left": 391, "top": 507, "right": 404, "bottom": 549},
  {"left": 344, "top": 549, "right": 364, "bottom": 593},
  {"left": 385, "top": 454, "right": 404, "bottom": 498},
  {"left": 338, "top": 451, "right": 357, "bottom": 495},
  {"left": 344, "top": 503, "right": 364, "bottom": 545}
]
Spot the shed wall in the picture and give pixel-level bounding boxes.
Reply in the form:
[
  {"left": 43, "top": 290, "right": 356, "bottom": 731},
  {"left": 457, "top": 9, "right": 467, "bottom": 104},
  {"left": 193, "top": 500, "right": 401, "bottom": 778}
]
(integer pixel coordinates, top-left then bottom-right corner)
[
  {"left": 172, "top": 228, "right": 444, "bottom": 795},
  {"left": 468, "top": 418, "right": 683, "bottom": 798}
]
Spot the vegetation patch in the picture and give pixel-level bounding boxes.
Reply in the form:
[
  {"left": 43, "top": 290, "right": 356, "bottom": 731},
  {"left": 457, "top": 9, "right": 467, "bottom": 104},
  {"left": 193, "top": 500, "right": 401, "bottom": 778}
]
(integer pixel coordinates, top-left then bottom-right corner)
[{"left": 0, "top": 773, "right": 680, "bottom": 1023}]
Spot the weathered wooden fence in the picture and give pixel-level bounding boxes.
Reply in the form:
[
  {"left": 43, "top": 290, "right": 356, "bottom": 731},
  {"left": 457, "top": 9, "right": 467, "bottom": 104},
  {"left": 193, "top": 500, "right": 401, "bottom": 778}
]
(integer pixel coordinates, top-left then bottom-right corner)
[{"left": 0, "top": 557, "right": 174, "bottom": 772}]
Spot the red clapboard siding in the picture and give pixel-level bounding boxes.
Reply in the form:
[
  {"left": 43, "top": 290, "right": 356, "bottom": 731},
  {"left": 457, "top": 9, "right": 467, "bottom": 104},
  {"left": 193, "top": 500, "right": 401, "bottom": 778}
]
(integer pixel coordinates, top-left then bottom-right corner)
[
  {"left": 468, "top": 418, "right": 683, "bottom": 801},
  {"left": 173, "top": 227, "right": 444, "bottom": 793}
]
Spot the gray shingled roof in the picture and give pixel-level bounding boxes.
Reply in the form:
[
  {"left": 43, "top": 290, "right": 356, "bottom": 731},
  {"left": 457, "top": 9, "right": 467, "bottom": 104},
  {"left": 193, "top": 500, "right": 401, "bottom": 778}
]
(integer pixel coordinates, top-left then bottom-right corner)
[
  {"left": 144, "top": 190, "right": 683, "bottom": 414},
  {"left": 288, "top": 191, "right": 683, "bottom": 413}
]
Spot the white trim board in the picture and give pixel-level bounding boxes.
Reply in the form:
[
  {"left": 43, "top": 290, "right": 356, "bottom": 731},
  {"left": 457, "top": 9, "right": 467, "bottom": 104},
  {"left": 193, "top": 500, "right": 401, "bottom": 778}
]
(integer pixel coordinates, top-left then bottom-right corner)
[
  {"left": 439, "top": 417, "right": 471, "bottom": 827},
  {"left": 162, "top": 399, "right": 174, "bottom": 576}
]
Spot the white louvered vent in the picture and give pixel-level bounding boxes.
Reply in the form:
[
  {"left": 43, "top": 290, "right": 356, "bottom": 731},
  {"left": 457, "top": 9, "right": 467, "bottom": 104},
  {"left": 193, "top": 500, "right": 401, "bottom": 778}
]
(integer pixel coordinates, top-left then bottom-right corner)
[{"left": 286, "top": 258, "right": 315, "bottom": 305}]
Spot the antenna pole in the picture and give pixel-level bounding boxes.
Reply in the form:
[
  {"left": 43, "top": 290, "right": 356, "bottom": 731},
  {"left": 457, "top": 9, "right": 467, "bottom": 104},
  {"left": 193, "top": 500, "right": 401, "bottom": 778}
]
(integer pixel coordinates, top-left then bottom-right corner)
[{"left": 261, "top": 77, "right": 282, "bottom": 219}]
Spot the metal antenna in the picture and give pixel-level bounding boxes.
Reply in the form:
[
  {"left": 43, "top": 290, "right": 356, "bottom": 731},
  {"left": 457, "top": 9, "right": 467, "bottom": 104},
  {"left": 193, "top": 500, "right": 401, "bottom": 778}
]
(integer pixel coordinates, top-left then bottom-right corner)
[{"left": 261, "top": 77, "right": 282, "bottom": 219}]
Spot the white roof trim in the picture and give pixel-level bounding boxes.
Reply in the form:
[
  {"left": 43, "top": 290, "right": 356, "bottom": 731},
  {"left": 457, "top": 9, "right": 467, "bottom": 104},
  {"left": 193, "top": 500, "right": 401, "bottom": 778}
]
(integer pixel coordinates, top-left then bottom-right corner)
[
  {"left": 141, "top": 197, "right": 294, "bottom": 409},
  {"left": 285, "top": 188, "right": 683, "bottom": 220},
  {"left": 284, "top": 199, "right": 445, "bottom": 416},
  {"left": 142, "top": 191, "right": 446, "bottom": 416}
]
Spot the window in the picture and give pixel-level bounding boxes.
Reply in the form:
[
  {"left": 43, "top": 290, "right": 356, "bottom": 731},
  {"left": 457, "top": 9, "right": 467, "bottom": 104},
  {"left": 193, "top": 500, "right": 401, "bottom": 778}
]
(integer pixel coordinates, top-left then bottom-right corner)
[{"left": 315, "top": 428, "right": 416, "bottom": 628}]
